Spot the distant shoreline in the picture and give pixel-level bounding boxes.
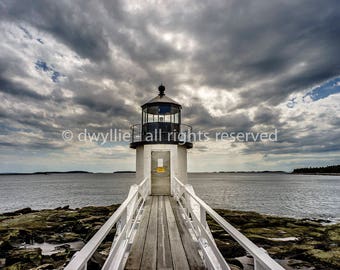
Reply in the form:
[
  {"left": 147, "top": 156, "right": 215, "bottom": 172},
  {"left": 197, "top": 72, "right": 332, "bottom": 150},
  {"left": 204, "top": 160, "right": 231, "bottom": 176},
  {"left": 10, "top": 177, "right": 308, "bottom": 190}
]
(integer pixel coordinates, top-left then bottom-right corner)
[
  {"left": 292, "top": 164, "right": 340, "bottom": 174},
  {"left": 1, "top": 171, "right": 340, "bottom": 176},
  {"left": 0, "top": 171, "right": 92, "bottom": 175},
  {"left": 4, "top": 164, "right": 338, "bottom": 175},
  {"left": 291, "top": 172, "right": 340, "bottom": 176},
  {"left": 0, "top": 171, "right": 138, "bottom": 175}
]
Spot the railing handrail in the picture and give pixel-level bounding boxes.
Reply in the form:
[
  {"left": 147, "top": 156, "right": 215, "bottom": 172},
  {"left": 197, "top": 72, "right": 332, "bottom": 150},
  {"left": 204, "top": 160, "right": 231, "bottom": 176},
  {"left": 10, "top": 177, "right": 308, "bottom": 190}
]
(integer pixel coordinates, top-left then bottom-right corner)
[
  {"left": 65, "top": 177, "right": 149, "bottom": 270},
  {"left": 138, "top": 175, "right": 148, "bottom": 189},
  {"left": 173, "top": 176, "right": 285, "bottom": 270}
]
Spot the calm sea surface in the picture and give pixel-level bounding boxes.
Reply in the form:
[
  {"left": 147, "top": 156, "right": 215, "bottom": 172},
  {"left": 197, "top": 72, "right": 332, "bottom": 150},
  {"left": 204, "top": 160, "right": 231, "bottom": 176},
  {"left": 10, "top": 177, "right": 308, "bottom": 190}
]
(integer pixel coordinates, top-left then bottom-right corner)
[{"left": 0, "top": 173, "right": 339, "bottom": 221}]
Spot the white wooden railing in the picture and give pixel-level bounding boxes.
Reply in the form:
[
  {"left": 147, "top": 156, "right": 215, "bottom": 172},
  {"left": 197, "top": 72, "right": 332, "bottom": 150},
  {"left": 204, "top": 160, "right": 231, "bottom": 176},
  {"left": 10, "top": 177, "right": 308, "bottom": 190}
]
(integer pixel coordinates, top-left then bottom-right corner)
[
  {"left": 65, "top": 177, "right": 150, "bottom": 270},
  {"left": 66, "top": 175, "right": 284, "bottom": 270},
  {"left": 172, "top": 176, "right": 285, "bottom": 270}
]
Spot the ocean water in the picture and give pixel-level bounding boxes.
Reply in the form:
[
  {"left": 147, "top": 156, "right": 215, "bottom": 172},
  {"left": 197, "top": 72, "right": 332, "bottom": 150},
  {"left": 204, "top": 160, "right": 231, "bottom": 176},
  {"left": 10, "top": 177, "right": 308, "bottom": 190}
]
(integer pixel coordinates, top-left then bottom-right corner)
[{"left": 0, "top": 173, "right": 339, "bottom": 221}]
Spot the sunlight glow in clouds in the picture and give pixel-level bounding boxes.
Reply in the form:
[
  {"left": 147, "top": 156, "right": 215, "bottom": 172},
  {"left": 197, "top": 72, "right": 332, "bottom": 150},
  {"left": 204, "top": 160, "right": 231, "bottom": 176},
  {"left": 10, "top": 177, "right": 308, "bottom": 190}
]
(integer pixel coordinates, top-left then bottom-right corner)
[{"left": 0, "top": 0, "right": 339, "bottom": 172}]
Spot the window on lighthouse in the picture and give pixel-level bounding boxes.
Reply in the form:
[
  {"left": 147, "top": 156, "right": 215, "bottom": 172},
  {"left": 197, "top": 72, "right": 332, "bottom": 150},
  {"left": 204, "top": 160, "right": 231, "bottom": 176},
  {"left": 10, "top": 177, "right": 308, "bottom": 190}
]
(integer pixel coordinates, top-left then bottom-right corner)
[
  {"left": 174, "top": 113, "right": 179, "bottom": 123},
  {"left": 147, "top": 113, "right": 154, "bottom": 123},
  {"left": 159, "top": 105, "right": 171, "bottom": 114}
]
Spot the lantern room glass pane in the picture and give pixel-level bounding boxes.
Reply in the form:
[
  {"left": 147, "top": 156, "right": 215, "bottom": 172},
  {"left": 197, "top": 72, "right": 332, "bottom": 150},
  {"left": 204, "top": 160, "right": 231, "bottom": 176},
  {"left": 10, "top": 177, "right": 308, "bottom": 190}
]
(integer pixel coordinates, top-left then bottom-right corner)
[
  {"left": 143, "top": 104, "right": 181, "bottom": 123},
  {"left": 165, "top": 114, "right": 171, "bottom": 122},
  {"left": 147, "top": 113, "right": 154, "bottom": 122},
  {"left": 174, "top": 112, "right": 179, "bottom": 123},
  {"left": 143, "top": 111, "right": 146, "bottom": 124},
  {"left": 159, "top": 104, "right": 171, "bottom": 114},
  {"left": 147, "top": 106, "right": 159, "bottom": 115}
]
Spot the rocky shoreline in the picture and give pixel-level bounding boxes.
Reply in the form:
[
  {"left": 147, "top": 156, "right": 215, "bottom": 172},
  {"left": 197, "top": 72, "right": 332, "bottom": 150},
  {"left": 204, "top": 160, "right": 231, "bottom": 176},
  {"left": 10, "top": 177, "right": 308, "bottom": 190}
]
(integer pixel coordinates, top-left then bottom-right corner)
[
  {"left": 0, "top": 205, "right": 339, "bottom": 270},
  {"left": 209, "top": 209, "right": 339, "bottom": 270}
]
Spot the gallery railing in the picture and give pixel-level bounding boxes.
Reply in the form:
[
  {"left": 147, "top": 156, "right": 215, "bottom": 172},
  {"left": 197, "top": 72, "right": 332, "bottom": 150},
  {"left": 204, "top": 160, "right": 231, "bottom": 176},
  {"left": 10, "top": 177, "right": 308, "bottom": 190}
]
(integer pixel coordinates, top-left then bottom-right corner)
[{"left": 130, "top": 123, "right": 192, "bottom": 144}]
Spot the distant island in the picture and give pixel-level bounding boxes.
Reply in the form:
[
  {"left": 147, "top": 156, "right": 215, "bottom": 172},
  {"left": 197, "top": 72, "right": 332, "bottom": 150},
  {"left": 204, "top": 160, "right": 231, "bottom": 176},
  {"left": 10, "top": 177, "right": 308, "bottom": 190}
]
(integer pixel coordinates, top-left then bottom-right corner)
[
  {"left": 0, "top": 171, "right": 138, "bottom": 175},
  {"left": 216, "top": 171, "right": 287, "bottom": 174},
  {"left": 0, "top": 171, "right": 92, "bottom": 175},
  {"left": 2, "top": 166, "right": 339, "bottom": 175},
  {"left": 292, "top": 164, "right": 340, "bottom": 174}
]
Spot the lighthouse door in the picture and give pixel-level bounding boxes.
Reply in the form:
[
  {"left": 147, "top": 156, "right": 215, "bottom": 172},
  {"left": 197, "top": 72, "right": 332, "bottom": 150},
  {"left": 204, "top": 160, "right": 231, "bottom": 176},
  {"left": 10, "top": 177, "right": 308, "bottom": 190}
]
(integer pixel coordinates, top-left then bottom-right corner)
[{"left": 151, "top": 151, "right": 170, "bottom": 195}]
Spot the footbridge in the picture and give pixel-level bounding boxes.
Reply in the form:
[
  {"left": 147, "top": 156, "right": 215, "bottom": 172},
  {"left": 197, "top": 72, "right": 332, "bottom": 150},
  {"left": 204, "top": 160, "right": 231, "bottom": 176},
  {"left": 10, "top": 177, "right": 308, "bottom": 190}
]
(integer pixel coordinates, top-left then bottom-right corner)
[{"left": 65, "top": 177, "right": 285, "bottom": 270}]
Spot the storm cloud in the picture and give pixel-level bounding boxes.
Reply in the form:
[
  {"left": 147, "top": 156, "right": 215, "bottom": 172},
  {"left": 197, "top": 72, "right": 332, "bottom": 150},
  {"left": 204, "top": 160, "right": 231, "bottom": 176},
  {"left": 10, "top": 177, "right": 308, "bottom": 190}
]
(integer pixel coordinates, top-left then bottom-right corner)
[{"left": 0, "top": 0, "right": 339, "bottom": 172}]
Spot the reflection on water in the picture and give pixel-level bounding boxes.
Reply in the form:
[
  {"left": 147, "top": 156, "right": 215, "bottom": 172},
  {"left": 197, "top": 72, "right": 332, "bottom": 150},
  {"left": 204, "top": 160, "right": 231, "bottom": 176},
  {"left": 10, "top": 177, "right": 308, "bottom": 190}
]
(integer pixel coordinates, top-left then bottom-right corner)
[{"left": 0, "top": 172, "right": 339, "bottom": 221}]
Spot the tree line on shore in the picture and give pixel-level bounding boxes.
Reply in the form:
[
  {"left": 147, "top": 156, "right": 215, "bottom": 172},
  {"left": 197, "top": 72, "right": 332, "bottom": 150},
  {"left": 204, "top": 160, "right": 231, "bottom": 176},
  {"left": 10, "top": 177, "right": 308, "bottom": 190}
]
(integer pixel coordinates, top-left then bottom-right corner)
[{"left": 292, "top": 164, "right": 340, "bottom": 174}]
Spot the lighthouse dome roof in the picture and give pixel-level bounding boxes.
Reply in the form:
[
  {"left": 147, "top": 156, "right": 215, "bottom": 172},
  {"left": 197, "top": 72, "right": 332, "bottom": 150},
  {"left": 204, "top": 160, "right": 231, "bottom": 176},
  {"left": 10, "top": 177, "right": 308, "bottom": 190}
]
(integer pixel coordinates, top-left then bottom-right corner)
[{"left": 141, "top": 85, "right": 181, "bottom": 108}]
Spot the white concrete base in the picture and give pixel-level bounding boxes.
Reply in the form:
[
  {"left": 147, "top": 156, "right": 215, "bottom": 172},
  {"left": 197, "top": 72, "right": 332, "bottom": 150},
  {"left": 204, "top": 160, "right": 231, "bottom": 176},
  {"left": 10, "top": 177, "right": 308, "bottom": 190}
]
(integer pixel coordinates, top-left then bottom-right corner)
[{"left": 135, "top": 144, "right": 188, "bottom": 195}]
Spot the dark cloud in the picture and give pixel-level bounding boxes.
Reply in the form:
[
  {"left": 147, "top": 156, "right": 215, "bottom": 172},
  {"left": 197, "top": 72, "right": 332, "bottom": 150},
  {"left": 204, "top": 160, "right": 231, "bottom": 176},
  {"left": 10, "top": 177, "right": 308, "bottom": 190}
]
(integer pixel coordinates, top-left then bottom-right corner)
[
  {"left": 253, "top": 106, "right": 280, "bottom": 126},
  {"left": 18, "top": 26, "right": 32, "bottom": 39},
  {"left": 1, "top": 0, "right": 111, "bottom": 61},
  {"left": 0, "top": 76, "right": 47, "bottom": 101},
  {"left": 183, "top": 100, "right": 257, "bottom": 140},
  {"left": 0, "top": 0, "right": 339, "bottom": 170},
  {"left": 244, "top": 129, "right": 340, "bottom": 155},
  {"left": 185, "top": 0, "right": 340, "bottom": 105}
]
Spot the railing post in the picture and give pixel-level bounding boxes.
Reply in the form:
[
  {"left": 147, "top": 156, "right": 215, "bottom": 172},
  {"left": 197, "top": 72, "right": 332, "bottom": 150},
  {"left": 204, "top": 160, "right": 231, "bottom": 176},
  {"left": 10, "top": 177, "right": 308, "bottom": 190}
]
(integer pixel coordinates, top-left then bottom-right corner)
[
  {"left": 149, "top": 177, "right": 151, "bottom": 196},
  {"left": 184, "top": 190, "right": 191, "bottom": 217},
  {"left": 173, "top": 178, "right": 177, "bottom": 199},
  {"left": 200, "top": 205, "right": 207, "bottom": 230},
  {"left": 117, "top": 208, "right": 127, "bottom": 235}
]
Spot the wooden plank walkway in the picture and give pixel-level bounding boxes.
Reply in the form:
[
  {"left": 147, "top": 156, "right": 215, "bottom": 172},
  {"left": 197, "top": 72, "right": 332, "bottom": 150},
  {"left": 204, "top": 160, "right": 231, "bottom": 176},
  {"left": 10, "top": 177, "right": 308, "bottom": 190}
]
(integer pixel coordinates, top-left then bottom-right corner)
[{"left": 125, "top": 196, "right": 206, "bottom": 270}]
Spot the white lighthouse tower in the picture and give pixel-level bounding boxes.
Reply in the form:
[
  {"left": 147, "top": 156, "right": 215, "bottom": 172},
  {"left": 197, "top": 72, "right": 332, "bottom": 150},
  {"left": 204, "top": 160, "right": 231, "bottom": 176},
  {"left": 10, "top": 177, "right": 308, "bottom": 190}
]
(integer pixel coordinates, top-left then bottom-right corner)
[{"left": 130, "top": 85, "right": 192, "bottom": 195}]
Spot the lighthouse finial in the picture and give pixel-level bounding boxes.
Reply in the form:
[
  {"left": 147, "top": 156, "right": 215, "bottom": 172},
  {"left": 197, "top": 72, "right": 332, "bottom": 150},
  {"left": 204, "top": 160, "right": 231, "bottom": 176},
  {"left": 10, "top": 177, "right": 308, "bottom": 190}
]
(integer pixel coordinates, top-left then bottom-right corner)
[{"left": 158, "top": 84, "right": 165, "bottom": 97}]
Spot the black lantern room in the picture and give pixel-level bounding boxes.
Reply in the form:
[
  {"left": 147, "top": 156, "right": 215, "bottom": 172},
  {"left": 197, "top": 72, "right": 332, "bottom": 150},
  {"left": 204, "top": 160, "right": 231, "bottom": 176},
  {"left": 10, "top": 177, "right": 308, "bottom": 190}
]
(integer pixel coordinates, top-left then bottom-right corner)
[{"left": 130, "top": 85, "right": 192, "bottom": 148}]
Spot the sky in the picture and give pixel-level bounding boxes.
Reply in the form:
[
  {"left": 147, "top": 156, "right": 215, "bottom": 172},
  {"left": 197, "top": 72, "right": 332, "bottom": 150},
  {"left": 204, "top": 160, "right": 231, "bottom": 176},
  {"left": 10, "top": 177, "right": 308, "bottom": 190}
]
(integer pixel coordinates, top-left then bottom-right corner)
[{"left": 0, "top": 0, "right": 339, "bottom": 173}]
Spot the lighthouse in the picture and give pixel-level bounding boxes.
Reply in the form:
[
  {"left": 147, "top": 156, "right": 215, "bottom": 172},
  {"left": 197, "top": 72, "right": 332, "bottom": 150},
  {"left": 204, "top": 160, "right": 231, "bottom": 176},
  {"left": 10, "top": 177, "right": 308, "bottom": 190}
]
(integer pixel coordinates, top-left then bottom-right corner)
[
  {"left": 130, "top": 85, "right": 192, "bottom": 195},
  {"left": 67, "top": 86, "right": 285, "bottom": 270}
]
